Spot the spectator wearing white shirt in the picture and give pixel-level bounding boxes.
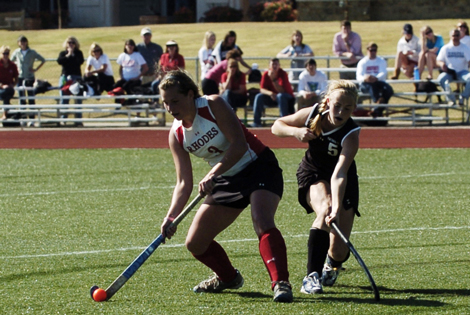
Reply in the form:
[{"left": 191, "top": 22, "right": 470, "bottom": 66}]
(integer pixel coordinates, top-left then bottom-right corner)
[
  {"left": 84, "top": 43, "right": 115, "bottom": 94},
  {"left": 457, "top": 21, "right": 470, "bottom": 47},
  {"left": 198, "top": 31, "right": 216, "bottom": 81},
  {"left": 114, "top": 39, "right": 148, "bottom": 95},
  {"left": 296, "top": 58, "right": 327, "bottom": 110},
  {"left": 436, "top": 29, "right": 470, "bottom": 105},
  {"left": 357, "top": 42, "right": 394, "bottom": 117},
  {"left": 391, "top": 24, "right": 421, "bottom": 80}
]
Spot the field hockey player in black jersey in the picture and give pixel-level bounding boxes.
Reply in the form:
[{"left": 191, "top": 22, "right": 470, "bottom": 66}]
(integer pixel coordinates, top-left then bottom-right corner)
[{"left": 272, "top": 80, "right": 361, "bottom": 295}]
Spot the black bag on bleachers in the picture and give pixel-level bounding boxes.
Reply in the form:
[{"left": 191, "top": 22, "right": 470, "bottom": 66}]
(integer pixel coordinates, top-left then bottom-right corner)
[
  {"left": 413, "top": 81, "right": 442, "bottom": 104},
  {"left": 2, "top": 112, "right": 24, "bottom": 127},
  {"left": 248, "top": 69, "right": 262, "bottom": 83}
]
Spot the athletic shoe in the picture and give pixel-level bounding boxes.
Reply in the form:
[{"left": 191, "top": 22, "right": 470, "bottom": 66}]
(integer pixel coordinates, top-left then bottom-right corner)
[
  {"left": 321, "top": 263, "right": 341, "bottom": 287},
  {"left": 300, "top": 271, "right": 323, "bottom": 294},
  {"left": 273, "top": 281, "right": 293, "bottom": 303},
  {"left": 193, "top": 269, "right": 244, "bottom": 293}
]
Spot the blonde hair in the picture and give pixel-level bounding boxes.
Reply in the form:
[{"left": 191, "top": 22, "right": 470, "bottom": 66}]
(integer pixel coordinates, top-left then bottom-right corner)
[
  {"left": 308, "top": 80, "right": 358, "bottom": 136},
  {"left": 0, "top": 45, "right": 10, "bottom": 55},
  {"left": 202, "top": 31, "right": 216, "bottom": 49},
  {"left": 291, "top": 30, "right": 304, "bottom": 48},
  {"left": 89, "top": 42, "right": 103, "bottom": 56},
  {"left": 63, "top": 36, "right": 80, "bottom": 49}
]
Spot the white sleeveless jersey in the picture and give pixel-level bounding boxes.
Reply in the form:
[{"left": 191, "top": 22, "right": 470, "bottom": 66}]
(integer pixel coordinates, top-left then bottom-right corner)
[{"left": 171, "top": 96, "right": 265, "bottom": 176}]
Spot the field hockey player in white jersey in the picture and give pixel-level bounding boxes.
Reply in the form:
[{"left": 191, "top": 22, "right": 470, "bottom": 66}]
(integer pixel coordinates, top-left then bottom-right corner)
[
  {"left": 158, "top": 70, "right": 293, "bottom": 303},
  {"left": 272, "top": 80, "right": 361, "bottom": 295}
]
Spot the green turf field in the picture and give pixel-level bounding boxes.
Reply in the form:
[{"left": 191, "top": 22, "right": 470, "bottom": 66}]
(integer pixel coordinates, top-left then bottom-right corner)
[{"left": 1, "top": 148, "right": 469, "bottom": 314}]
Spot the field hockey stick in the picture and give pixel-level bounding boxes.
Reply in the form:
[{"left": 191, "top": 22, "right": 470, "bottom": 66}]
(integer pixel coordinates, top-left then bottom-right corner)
[
  {"left": 90, "top": 194, "right": 204, "bottom": 301},
  {"left": 331, "top": 221, "right": 380, "bottom": 301}
]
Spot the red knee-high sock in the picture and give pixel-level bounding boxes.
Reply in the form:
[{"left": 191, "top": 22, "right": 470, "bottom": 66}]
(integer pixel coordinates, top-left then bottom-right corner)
[
  {"left": 259, "top": 227, "right": 289, "bottom": 288},
  {"left": 192, "top": 240, "right": 237, "bottom": 283}
]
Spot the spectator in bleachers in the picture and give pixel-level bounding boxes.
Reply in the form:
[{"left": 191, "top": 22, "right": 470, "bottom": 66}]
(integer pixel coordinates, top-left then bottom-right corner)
[
  {"left": 212, "top": 31, "right": 252, "bottom": 72},
  {"left": 436, "top": 29, "right": 470, "bottom": 106},
  {"left": 201, "top": 49, "right": 248, "bottom": 96},
  {"left": 11, "top": 35, "right": 45, "bottom": 127},
  {"left": 137, "top": 27, "right": 163, "bottom": 85},
  {"left": 0, "top": 46, "right": 18, "bottom": 120},
  {"left": 391, "top": 23, "right": 421, "bottom": 80},
  {"left": 296, "top": 58, "right": 328, "bottom": 110},
  {"left": 57, "top": 36, "right": 85, "bottom": 126},
  {"left": 212, "top": 30, "right": 240, "bottom": 64},
  {"left": 277, "top": 30, "right": 314, "bottom": 81},
  {"left": 252, "top": 58, "right": 295, "bottom": 127},
  {"left": 356, "top": 42, "right": 394, "bottom": 117},
  {"left": 151, "top": 40, "right": 185, "bottom": 94},
  {"left": 84, "top": 43, "right": 115, "bottom": 94},
  {"left": 457, "top": 21, "right": 470, "bottom": 47},
  {"left": 114, "top": 39, "right": 148, "bottom": 95},
  {"left": 220, "top": 58, "right": 247, "bottom": 112},
  {"left": 418, "top": 26, "right": 444, "bottom": 80},
  {"left": 332, "top": 20, "right": 364, "bottom": 80},
  {"left": 198, "top": 31, "right": 216, "bottom": 81}
]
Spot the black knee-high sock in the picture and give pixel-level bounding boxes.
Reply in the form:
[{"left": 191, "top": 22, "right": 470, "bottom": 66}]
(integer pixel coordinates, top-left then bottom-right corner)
[{"left": 307, "top": 228, "right": 330, "bottom": 275}]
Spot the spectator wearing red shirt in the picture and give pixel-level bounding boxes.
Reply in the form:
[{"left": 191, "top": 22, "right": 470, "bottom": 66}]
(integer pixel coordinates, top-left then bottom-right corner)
[
  {"left": 252, "top": 58, "right": 294, "bottom": 127},
  {"left": 151, "top": 40, "right": 185, "bottom": 94},
  {"left": 220, "top": 58, "right": 247, "bottom": 111},
  {"left": 0, "top": 46, "right": 19, "bottom": 119}
]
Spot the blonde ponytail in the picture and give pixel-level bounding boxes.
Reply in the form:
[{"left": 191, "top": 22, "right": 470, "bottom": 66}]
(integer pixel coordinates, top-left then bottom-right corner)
[{"left": 308, "top": 80, "right": 358, "bottom": 136}]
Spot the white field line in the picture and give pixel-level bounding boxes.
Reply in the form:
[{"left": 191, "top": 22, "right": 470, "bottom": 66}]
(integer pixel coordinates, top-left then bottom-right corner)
[
  {"left": 1, "top": 225, "right": 469, "bottom": 260},
  {"left": 0, "top": 171, "right": 463, "bottom": 198}
]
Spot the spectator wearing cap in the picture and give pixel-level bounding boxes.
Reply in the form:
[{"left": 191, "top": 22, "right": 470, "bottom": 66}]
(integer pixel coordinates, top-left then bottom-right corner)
[
  {"left": 0, "top": 45, "right": 18, "bottom": 120},
  {"left": 151, "top": 40, "right": 185, "bottom": 94},
  {"left": 391, "top": 23, "right": 421, "bottom": 79},
  {"left": 357, "top": 42, "right": 394, "bottom": 117},
  {"left": 332, "top": 20, "right": 364, "bottom": 80},
  {"left": 10, "top": 35, "right": 45, "bottom": 127},
  {"left": 136, "top": 27, "right": 163, "bottom": 85}
]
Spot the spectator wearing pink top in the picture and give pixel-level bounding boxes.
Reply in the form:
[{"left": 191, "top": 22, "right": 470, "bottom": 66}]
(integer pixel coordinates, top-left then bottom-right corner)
[
  {"left": 201, "top": 49, "right": 250, "bottom": 95},
  {"left": 333, "top": 20, "right": 364, "bottom": 80}
]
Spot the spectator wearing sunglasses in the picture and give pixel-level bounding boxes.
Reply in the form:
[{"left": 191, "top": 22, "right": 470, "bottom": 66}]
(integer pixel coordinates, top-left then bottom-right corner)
[
  {"left": 457, "top": 21, "right": 470, "bottom": 47},
  {"left": 84, "top": 43, "right": 115, "bottom": 94},
  {"left": 57, "top": 36, "right": 85, "bottom": 125},
  {"left": 436, "top": 29, "right": 470, "bottom": 105},
  {"left": 356, "top": 42, "right": 394, "bottom": 117},
  {"left": 418, "top": 26, "right": 444, "bottom": 80}
]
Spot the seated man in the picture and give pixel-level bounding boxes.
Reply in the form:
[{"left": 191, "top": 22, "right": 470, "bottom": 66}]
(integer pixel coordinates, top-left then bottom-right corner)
[
  {"left": 0, "top": 46, "right": 18, "bottom": 119},
  {"left": 252, "top": 58, "right": 294, "bottom": 127},
  {"left": 356, "top": 42, "right": 394, "bottom": 117},
  {"left": 436, "top": 28, "right": 470, "bottom": 105},
  {"left": 391, "top": 23, "right": 421, "bottom": 79},
  {"left": 332, "top": 20, "right": 364, "bottom": 80},
  {"left": 296, "top": 58, "right": 327, "bottom": 110}
]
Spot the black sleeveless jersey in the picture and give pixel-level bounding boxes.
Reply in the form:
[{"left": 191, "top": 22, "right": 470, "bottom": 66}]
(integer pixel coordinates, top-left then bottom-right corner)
[{"left": 302, "top": 104, "right": 361, "bottom": 176}]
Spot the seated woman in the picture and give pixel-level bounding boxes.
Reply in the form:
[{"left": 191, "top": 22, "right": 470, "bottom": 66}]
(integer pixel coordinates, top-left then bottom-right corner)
[
  {"left": 151, "top": 40, "right": 185, "bottom": 94},
  {"left": 418, "top": 26, "right": 444, "bottom": 80},
  {"left": 84, "top": 42, "right": 115, "bottom": 94},
  {"left": 114, "top": 39, "right": 148, "bottom": 94},
  {"left": 220, "top": 58, "right": 247, "bottom": 112}
]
